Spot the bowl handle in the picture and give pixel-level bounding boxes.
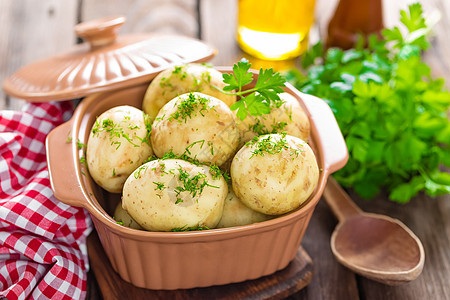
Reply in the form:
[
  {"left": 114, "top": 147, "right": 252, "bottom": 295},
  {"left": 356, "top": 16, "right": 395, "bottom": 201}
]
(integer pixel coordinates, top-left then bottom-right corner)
[
  {"left": 46, "top": 119, "right": 88, "bottom": 208},
  {"left": 297, "top": 92, "right": 349, "bottom": 174}
]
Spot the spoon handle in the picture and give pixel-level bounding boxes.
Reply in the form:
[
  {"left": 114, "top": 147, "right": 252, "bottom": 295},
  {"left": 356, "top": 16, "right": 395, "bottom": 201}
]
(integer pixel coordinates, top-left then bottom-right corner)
[{"left": 323, "top": 176, "right": 363, "bottom": 222}]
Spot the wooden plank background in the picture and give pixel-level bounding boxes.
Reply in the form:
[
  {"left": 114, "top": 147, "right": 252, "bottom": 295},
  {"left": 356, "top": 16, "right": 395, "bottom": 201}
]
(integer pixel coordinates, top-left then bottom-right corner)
[
  {"left": 2, "top": 0, "right": 449, "bottom": 109},
  {"left": 1, "top": 0, "right": 449, "bottom": 299}
]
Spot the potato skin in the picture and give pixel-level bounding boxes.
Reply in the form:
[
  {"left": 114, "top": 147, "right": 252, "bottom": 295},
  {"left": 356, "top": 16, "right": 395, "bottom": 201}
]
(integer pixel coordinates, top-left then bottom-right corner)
[
  {"left": 231, "top": 134, "right": 319, "bottom": 215},
  {"left": 113, "top": 201, "right": 143, "bottom": 230},
  {"left": 86, "top": 105, "right": 153, "bottom": 193},
  {"left": 235, "top": 92, "right": 310, "bottom": 145},
  {"left": 122, "top": 159, "right": 228, "bottom": 231},
  {"left": 151, "top": 92, "right": 240, "bottom": 166},
  {"left": 216, "top": 188, "right": 273, "bottom": 228},
  {"left": 142, "top": 64, "right": 236, "bottom": 120}
]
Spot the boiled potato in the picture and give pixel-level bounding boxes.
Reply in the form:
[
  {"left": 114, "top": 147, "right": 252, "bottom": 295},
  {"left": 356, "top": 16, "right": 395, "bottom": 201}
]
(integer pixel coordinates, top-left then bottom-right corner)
[
  {"left": 151, "top": 92, "right": 240, "bottom": 166},
  {"left": 231, "top": 134, "right": 319, "bottom": 215},
  {"left": 86, "top": 105, "right": 153, "bottom": 193},
  {"left": 142, "top": 64, "right": 236, "bottom": 120},
  {"left": 235, "top": 92, "right": 310, "bottom": 145},
  {"left": 122, "top": 159, "right": 227, "bottom": 231},
  {"left": 113, "top": 201, "right": 143, "bottom": 230},
  {"left": 216, "top": 188, "right": 273, "bottom": 228}
]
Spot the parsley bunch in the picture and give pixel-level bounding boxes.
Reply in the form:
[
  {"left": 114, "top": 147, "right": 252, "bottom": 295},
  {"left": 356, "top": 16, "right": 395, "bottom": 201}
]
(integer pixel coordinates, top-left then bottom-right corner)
[{"left": 286, "top": 3, "right": 450, "bottom": 203}]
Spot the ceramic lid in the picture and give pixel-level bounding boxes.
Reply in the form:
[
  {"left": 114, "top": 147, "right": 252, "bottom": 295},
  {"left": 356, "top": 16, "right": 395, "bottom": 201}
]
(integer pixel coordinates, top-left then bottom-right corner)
[{"left": 2, "top": 16, "right": 216, "bottom": 102}]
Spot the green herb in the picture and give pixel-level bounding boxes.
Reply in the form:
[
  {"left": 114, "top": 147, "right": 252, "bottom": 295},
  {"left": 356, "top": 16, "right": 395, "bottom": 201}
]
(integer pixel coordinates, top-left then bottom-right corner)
[
  {"left": 112, "top": 168, "right": 116, "bottom": 177},
  {"left": 170, "top": 225, "right": 210, "bottom": 232},
  {"left": 153, "top": 181, "right": 166, "bottom": 191},
  {"left": 172, "top": 65, "right": 188, "bottom": 79},
  {"left": 66, "top": 133, "right": 89, "bottom": 173},
  {"left": 215, "top": 59, "right": 286, "bottom": 120},
  {"left": 173, "top": 167, "right": 218, "bottom": 203},
  {"left": 142, "top": 113, "right": 152, "bottom": 145},
  {"left": 153, "top": 181, "right": 166, "bottom": 199},
  {"left": 160, "top": 149, "right": 179, "bottom": 160},
  {"left": 201, "top": 71, "right": 212, "bottom": 84},
  {"left": 248, "top": 135, "right": 300, "bottom": 159},
  {"left": 271, "top": 121, "right": 288, "bottom": 133},
  {"left": 209, "top": 164, "right": 230, "bottom": 181},
  {"left": 168, "top": 93, "right": 211, "bottom": 122},
  {"left": 248, "top": 117, "right": 288, "bottom": 136},
  {"left": 159, "top": 76, "right": 173, "bottom": 91},
  {"left": 156, "top": 143, "right": 202, "bottom": 165},
  {"left": 65, "top": 134, "right": 72, "bottom": 144},
  {"left": 65, "top": 134, "right": 86, "bottom": 150},
  {"left": 185, "top": 140, "right": 205, "bottom": 155},
  {"left": 92, "top": 115, "right": 149, "bottom": 149},
  {"left": 285, "top": 3, "right": 450, "bottom": 203},
  {"left": 134, "top": 164, "right": 148, "bottom": 179},
  {"left": 155, "top": 144, "right": 231, "bottom": 182},
  {"left": 207, "top": 141, "right": 214, "bottom": 155}
]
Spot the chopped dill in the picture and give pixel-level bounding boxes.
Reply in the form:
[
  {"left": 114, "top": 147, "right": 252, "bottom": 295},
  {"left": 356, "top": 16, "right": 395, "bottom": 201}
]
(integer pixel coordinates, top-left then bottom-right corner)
[
  {"left": 209, "top": 164, "right": 230, "bottom": 181},
  {"left": 153, "top": 181, "right": 166, "bottom": 191},
  {"left": 171, "top": 225, "right": 210, "bottom": 232},
  {"left": 270, "top": 121, "right": 288, "bottom": 133},
  {"left": 185, "top": 140, "right": 205, "bottom": 155},
  {"left": 172, "top": 65, "right": 188, "bottom": 79},
  {"left": 153, "top": 181, "right": 166, "bottom": 199},
  {"left": 248, "top": 135, "right": 301, "bottom": 159},
  {"left": 173, "top": 166, "right": 219, "bottom": 204},
  {"left": 168, "top": 93, "right": 210, "bottom": 122},
  {"left": 66, "top": 133, "right": 89, "bottom": 174},
  {"left": 152, "top": 142, "right": 231, "bottom": 181},
  {"left": 134, "top": 164, "right": 148, "bottom": 179},
  {"left": 249, "top": 118, "right": 288, "bottom": 136},
  {"left": 92, "top": 115, "right": 147, "bottom": 149}
]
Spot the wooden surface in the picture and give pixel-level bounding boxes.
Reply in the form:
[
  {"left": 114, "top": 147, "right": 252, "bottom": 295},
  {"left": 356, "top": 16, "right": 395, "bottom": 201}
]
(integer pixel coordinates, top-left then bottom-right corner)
[
  {"left": 87, "top": 232, "right": 313, "bottom": 299},
  {"left": 1, "top": 0, "right": 449, "bottom": 299}
]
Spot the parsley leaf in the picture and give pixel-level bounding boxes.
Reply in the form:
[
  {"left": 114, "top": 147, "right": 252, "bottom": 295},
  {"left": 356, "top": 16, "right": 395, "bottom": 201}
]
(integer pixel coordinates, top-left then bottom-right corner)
[
  {"left": 222, "top": 60, "right": 253, "bottom": 92},
  {"left": 217, "top": 59, "right": 286, "bottom": 120}
]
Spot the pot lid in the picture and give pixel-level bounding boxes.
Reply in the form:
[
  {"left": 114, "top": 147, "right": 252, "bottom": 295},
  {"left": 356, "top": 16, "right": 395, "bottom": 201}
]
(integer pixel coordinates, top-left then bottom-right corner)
[{"left": 2, "top": 16, "right": 216, "bottom": 102}]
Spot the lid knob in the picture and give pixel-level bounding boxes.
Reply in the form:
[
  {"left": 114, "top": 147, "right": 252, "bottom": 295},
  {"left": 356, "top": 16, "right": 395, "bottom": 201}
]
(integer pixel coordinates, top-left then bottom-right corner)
[{"left": 74, "top": 16, "right": 126, "bottom": 50}]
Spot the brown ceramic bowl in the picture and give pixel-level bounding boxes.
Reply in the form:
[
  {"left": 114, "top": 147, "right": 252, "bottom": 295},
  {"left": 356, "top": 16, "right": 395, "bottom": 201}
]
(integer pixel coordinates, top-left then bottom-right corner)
[{"left": 46, "top": 67, "right": 348, "bottom": 290}]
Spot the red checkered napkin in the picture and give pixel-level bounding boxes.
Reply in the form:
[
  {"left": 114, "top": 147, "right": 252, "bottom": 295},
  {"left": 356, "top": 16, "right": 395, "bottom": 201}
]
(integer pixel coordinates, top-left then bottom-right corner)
[{"left": 0, "top": 101, "right": 93, "bottom": 300}]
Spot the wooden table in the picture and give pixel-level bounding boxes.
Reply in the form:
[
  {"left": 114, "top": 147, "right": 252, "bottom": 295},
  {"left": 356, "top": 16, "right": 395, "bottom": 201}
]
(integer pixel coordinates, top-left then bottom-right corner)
[{"left": 1, "top": 0, "right": 449, "bottom": 299}]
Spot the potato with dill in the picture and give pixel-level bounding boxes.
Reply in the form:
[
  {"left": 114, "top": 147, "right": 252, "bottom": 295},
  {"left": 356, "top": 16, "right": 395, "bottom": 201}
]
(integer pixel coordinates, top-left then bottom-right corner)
[
  {"left": 216, "top": 188, "right": 273, "bottom": 228},
  {"left": 86, "top": 105, "right": 153, "bottom": 193},
  {"left": 151, "top": 92, "right": 240, "bottom": 166},
  {"left": 122, "top": 159, "right": 227, "bottom": 231},
  {"left": 142, "top": 64, "right": 236, "bottom": 120},
  {"left": 235, "top": 92, "right": 310, "bottom": 146},
  {"left": 231, "top": 133, "right": 319, "bottom": 215}
]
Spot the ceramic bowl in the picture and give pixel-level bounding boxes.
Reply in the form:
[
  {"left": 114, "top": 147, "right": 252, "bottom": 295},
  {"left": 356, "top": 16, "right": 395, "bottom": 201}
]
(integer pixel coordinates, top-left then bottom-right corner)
[{"left": 46, "top": 67, "right": 348, "bottom": 290}]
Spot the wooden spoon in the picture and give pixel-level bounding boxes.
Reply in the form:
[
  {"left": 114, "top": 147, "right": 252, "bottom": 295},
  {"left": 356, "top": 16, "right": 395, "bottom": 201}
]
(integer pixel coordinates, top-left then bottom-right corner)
[{"left": 323, "top": 177, "right": 425, "bottom": 285}]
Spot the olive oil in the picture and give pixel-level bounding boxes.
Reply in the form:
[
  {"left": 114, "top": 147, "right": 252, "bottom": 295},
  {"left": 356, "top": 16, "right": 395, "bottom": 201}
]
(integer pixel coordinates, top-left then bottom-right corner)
[{"left": 237, "top": 0, "right": 316, "bottom": 60}]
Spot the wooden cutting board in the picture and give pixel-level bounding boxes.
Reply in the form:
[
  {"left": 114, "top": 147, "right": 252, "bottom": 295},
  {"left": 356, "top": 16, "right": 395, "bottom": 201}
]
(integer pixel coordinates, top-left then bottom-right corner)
[{"left": 87, "top": 232, "right": 313, "bottom": 299}]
